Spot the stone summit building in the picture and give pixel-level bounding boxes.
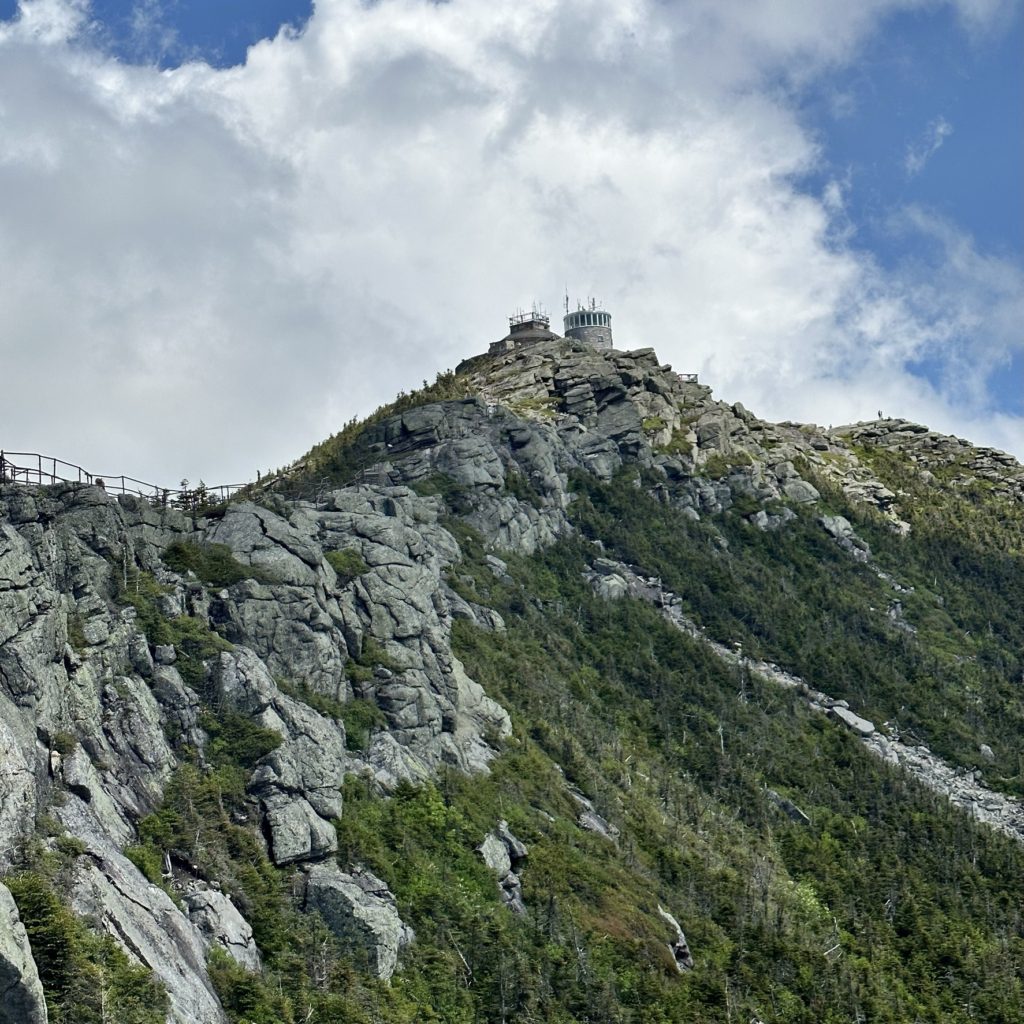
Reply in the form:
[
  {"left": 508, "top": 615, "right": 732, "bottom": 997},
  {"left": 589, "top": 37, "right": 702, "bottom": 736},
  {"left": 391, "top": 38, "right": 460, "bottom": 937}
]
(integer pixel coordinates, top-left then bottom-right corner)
[{"left": 490, "top": 299, "right": 614, "bottom": 356}]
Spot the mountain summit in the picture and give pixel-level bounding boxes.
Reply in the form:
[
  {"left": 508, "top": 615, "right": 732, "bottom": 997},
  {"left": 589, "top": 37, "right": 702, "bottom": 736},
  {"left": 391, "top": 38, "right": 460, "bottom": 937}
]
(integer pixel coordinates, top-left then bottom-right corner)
[{"left": 2, "top": 336, "right": 1023, "bottom": 1023}]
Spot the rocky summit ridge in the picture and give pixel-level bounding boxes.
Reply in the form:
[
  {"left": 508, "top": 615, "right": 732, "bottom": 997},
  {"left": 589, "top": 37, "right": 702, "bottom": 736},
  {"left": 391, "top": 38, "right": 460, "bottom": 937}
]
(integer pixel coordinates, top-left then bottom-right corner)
[{"left": 1, "top": 336, "right": 1023, "bottom": 1024}]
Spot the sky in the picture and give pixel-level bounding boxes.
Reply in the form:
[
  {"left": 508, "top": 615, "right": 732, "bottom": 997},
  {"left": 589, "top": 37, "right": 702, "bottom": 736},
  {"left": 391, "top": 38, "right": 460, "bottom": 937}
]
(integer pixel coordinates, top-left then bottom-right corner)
[{"left": 0, "top": 0, "right": 1021, "bottom": 487}]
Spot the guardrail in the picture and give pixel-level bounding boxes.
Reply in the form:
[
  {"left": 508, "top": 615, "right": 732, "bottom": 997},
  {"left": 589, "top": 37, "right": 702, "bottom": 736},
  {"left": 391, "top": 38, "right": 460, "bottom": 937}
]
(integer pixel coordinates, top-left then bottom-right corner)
[{"left": 0, "top": 450, "right": 248, "bottom": 510}]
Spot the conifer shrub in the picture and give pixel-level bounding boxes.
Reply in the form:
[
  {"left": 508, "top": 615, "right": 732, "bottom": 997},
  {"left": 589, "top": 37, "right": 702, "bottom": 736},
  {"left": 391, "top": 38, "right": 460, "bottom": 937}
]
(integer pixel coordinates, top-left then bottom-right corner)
[
  {"left": 163, "top": 540, "right": 268, "bottom": 588},
  {"left": 325, "top": 547, "right": 370, "bottom": 584}
]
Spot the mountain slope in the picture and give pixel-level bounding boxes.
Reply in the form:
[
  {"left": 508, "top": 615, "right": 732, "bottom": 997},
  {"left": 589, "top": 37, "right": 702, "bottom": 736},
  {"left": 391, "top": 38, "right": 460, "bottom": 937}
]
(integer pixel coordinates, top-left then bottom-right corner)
[{"left": 1, "top": 335, "right": 1022, "bottom": 1023}]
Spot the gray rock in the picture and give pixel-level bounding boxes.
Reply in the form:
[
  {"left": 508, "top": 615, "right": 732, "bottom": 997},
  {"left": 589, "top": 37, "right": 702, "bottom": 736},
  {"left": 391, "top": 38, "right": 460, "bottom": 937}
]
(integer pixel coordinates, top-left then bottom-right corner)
[
  {"left": 478, "top": 820, "right": 528, "bottom": 914},
  {"left": 0, "top": 698, "right": 35, "bottom": 872},
  {"left": 347, "top": 732, "right": 433, "bottom": 792},
  {"left": 128, "top": 633, "right": 155, "bottom": 676},
  {"left": 304, "top": 863, "right": 413, "bottom": 981},
  {"left": 205, "top": 504, "right": 321, "bottom": 586},
  {"left": 185, "top": 890, "right": 261, "bottom": 972},
  {"left": 594, "top": 573, "right": 629, "bottom": 601},
  {"left": 783, "top": 479, "right": 820, "bottom": 504},
  {"left": 479, "top": 832, "right": 512, "bottom": 877},
  {"left": 0, "top": 882, "right": 47, "bottom": 1024},
  {"left": 819, "top": 514, "right": 871, "bottom": 561},
  {"left": 68, "top": 821, "right": 226, "bottom": 1024},
  {"left": 820, "top": 515, "right": 854, "bottom": 540},
  {"left": 657, "top": 905, "right": 694, "bottom": 971},
  {"left": 569, "top": 788, "right": 620, "bottom": 840},
  {"left": 154, "top": 644, "right": 176, "bottom": 665},
  {"left": 81, "top": 617, "right": 110, "bottom": 646},
  {"left": 485, "top": 554, "right": 510, "bottom": 578},
  {"left": 259, "top": 792, "right": 338, "bottom": 865},
  {"left": 829, "top": 706, "right": 876, "bottom": 737},
  {"left": 215, "top": 649, "right": 347, "bottom": 865}
]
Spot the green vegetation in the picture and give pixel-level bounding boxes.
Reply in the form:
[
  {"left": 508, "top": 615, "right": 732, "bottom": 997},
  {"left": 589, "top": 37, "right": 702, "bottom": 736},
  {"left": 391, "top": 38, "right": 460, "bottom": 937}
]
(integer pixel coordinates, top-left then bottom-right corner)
[
  {"left": 66, "top": 613, "right": 87, "bottom": 652},
  {"left": 509, "top": 395, "right": 559, "bottom": 419},
  {"left": 410, "top": 473, "right": 475, "bottom": 514},
  {"left": 114, "top": 568, "right": 232, "bottom": 693},
  {"left": 7, "top": 872, "right": 168, "bottom": 1023},
  {"left": 276, "top": 678, "right": 387, "bottom": 751},
  {"left": 50, "top": 731, "right": 78, "bottom": 759},
  {"left": 163, "top": 540, "right": 271, "bottom": 588},
  {"left": 201, "top": 710, "right": 283, "bottom": 769},
  {"left": 569, "top": 469, "right": 1024, "bottom": 791},
  {"left": 700, "top": 449, "right": 753, "bottom": 479},
  {"left": 142, "top": 460, "right": 1022, "bottom": 1022},
  {"left": 327, "top": 522, "right": 1024, "bottom": 1023},
  {"left": 279, "top": 370, "right": 475, "bottom": 495},
  {"left": 657, "top": 427, "right": 694, "bottom": 457},
  {"left": 5, "top": 824, "right": 167, "bottom": 1024},
  {"left": 338, "top": 698, "right": 388, "bottom": 751},
  {"left": 325, "top": 547, "right": 370, "bottom": 584}
]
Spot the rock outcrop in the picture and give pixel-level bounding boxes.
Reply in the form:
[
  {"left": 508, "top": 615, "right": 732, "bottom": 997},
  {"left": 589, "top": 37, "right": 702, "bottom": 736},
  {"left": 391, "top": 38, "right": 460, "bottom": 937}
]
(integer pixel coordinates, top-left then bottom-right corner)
[
  {"left": 478, "top": 820, "right": 528, "bottom": 914},
  {"left": 0, "top": 882, "right": 47, "bottom": 1024},
  {"left": 3, "top": 335, "right": 1024, "bottom": 1019},
  {"left": 657, "top": 905, "right": 695, "bottom": 972},
  {"left": 0, "top": 477, "right": 510, "bottom": 1015},
  {"left": 184, "top": 889, "right": 260, "bottom": 972},
  {"left": 68, "top": 824, "right": 226, "bottom": 1024},
  {"left": 303, "top": 863, "right": 413, "bottom": 981}
]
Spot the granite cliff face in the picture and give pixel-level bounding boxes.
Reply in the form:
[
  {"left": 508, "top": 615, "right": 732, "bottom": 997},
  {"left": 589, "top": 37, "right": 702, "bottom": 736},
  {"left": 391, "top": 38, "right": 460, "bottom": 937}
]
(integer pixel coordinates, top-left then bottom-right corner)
[{"left": 1, "top": 336, "right": 1023, "bottom": 1023}]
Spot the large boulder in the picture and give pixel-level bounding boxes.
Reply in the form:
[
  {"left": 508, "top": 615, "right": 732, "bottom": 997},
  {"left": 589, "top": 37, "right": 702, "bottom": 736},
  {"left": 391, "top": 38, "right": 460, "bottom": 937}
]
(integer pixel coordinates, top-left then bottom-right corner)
[
  {"left": 830, "top": 706, "right": 876, "bottom": 737},
  {"left": 303, "top": 863, "right": 413, "bottom": 981},
  {"left": 657, "top": 905, "right": 695, "bottom": 972}
]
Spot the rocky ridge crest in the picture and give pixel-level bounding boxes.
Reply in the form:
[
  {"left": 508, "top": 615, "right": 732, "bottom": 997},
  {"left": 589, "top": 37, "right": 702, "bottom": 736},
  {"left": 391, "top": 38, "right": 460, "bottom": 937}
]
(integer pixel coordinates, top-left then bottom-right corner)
[{"left": 1, "top": 336, "right": 1022, "bottom": 1022}]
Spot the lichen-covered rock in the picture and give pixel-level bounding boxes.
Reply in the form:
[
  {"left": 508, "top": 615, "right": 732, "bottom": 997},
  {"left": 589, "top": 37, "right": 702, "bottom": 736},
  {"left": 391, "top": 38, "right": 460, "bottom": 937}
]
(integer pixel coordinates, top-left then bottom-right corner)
[
  {"left": 0, "top": 696, "right": 35, "bottom": 872},
  {"left": 0, "top": 882, "right": 47, "bottom": 1024},
  {"left": 205, "top": 488, "right": 512, "bottom": 778},
  {"left": 303, "top": 863, "right": 413, "bottom": 980},
  {"left": 184, "top": 889, "right": 261, "bottom": 972},
  {"left": 205, "top": 503, "right": 322, "bottom": 586},
  {"left": 214, "top": 648, "right": 347, "bottom": 865},
  {"left": 66, "top": 815, "right": 227, "bottom": 1024},
  {"left": 0, "top": 488, "right": 186, "bottom": 871}
]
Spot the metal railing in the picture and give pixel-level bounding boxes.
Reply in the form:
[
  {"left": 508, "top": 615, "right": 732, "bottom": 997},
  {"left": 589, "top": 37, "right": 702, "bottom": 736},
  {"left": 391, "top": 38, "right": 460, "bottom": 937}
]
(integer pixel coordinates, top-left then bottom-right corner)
[{"left": 0, "top": 450, "right": 247, "bottom": 510}]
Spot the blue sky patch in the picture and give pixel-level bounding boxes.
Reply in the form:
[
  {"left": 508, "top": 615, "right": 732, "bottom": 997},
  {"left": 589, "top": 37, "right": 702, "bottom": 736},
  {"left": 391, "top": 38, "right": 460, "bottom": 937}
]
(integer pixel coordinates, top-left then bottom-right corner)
[{"left": 0, "top": 0, "right": 313, "bottom": 67}]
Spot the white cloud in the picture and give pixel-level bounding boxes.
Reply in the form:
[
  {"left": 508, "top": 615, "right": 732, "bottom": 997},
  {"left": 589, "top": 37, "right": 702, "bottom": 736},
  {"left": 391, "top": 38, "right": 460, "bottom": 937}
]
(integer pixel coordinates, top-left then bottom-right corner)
[
  {"left": 0, "top": 0, "right": 86, "bottom": 44},
  {"left": 0, "top": 0, "right": 1020, "bottom": 486},
  {"left": 904, "top": 115, "right": 954, "bottom": 177}
]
